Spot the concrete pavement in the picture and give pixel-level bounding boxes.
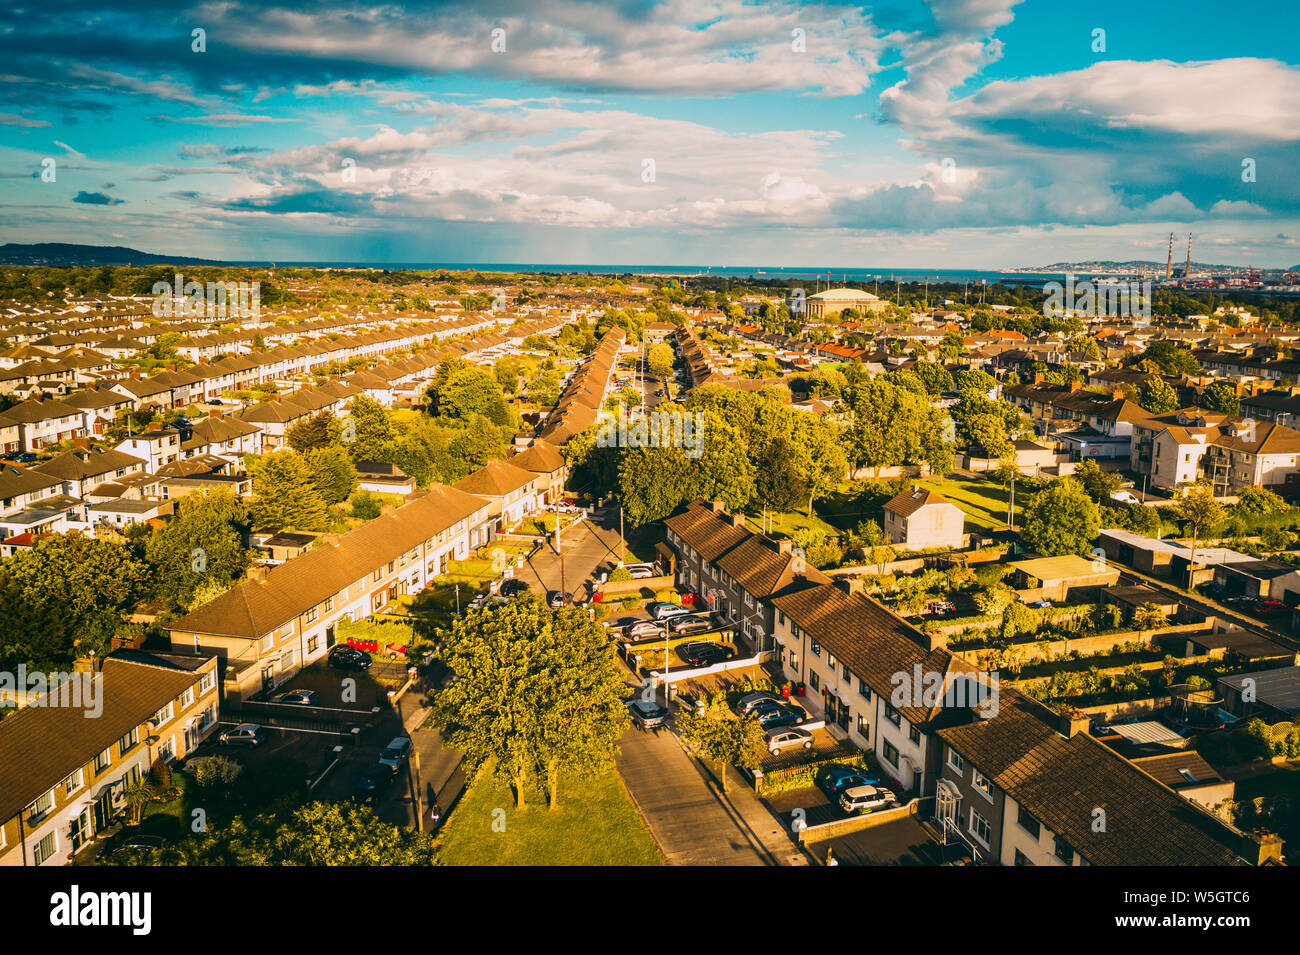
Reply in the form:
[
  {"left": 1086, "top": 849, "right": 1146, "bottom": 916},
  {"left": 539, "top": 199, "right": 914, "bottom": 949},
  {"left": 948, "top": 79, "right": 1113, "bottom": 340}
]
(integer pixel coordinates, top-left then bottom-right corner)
[
  {"left": 615, "top": 713, "right": 810, "bottom": 866},
  {"left": 516, "top": 508, "right": 628, "bottom": 601}
]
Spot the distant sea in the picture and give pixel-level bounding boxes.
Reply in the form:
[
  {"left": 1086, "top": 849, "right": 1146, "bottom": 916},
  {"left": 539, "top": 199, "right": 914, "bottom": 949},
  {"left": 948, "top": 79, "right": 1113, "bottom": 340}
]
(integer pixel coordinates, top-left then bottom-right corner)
[{"left": 228, "top": 261, "right": 1099, "bottom": 287}]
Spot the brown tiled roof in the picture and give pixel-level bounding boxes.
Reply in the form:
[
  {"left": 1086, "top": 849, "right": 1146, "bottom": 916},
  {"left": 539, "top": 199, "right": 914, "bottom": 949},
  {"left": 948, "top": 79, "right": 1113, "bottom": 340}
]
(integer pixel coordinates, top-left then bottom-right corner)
[
  {"left": 454, "top": 458, "right": 536, "bottom": 497},
  {"left": 170, "top": 483, "right": 486, "bottom": 639},
  {"left": 883, "top": 486, "right": 951, "bottom": 518},
  {"left": 937, "top": 691, "right": 1245, "bottom": 865},
  {"left": 0, "top": 655, "right": 206, "bottom": 824}
]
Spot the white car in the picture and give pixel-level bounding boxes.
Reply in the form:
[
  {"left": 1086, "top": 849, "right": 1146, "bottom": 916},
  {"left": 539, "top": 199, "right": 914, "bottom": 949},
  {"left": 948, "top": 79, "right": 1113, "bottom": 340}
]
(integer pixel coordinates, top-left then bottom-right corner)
[
  {"left": 648, "top": 602, "right": 690, "bottom": 621},
  {"left": 839, "top": 785, "right": 898, "bottom": 815},
  {"left": 765, "top": 727, "right": 814, "bottom": 755}
]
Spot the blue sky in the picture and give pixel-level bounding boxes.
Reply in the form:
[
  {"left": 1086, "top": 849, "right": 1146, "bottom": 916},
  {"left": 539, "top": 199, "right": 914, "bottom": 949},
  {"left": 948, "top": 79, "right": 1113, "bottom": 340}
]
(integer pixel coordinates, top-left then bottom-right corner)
[{"left": 1, "top": 0, "right": 1297, "bottom": 268}]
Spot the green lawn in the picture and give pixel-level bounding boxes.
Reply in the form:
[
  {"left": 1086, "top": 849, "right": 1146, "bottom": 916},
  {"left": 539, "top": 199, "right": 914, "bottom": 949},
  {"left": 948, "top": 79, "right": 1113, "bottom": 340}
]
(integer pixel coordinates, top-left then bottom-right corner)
[
  {"left": 437, "top": 762, "right": 663, "bottom": 866},
  {"left": 742, "top": 507, "right": 839, "bottom": 541},
  {"left": 917, "top": 477, "right": 1010, "bottom": 532}
]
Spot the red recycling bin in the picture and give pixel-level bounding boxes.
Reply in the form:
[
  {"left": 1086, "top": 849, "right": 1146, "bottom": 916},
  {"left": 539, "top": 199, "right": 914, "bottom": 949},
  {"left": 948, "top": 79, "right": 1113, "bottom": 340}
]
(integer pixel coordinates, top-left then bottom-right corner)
[
  {"left": 796, "top": 683, "right": 806, "bottom": 697},
  {"left": 781, "top": 685, "right": 791, "bottom": 699}
]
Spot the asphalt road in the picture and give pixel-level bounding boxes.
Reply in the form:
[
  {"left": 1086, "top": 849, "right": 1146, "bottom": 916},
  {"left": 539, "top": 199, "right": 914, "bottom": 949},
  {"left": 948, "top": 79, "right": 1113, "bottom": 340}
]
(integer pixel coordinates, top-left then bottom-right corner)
[{"left": 515, "top": 507, "right": 628, "bottom": 602}]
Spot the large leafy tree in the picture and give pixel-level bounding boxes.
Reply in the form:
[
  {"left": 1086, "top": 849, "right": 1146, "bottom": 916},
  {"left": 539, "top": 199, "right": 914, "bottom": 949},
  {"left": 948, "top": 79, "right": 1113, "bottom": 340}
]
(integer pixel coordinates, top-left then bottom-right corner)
[
  {"left": 249, "top": 450, "right": 329, "bottom": 532},
  {"left": 619, "top": 446, "right": 693, "bottom": 526},
  {"left": 426, "top": 359, "right": 513, "bottom": 427},
  {"left": 1138, "top": 376, "right": 1179, "bottom": 415},
  {"left": 1200, "top": 382, "right": 1240, "bottom": 415},
  {"left": 430, "top": 600, "right": 630, "bottom": 809},
  {"left": 145, "top": 489, "right": 250, "bottom": 609},
  {"left": 0, "top": 534, "right": 149, "bottom": 668},
  {"left": 285, "top": 411, "right": 334, "bottom": 452},
  {"left": 306, "top": 445, "right": 358, "bottom": 505},
  {"left": 1019, "top": 479, "right": 1100, "bottom": 556},
  {"left": 687, "top": 412, "right": 755, "bottom": 511},
  {"left": 645, "top": 342, "right": 675, "bottom": 378}
]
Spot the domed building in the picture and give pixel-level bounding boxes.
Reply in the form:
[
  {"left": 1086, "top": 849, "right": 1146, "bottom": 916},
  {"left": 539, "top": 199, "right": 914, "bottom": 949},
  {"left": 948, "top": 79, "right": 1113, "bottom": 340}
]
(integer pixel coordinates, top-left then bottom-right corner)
[{"left": 804, "top": 287, "right": 888, "bottom": 318}]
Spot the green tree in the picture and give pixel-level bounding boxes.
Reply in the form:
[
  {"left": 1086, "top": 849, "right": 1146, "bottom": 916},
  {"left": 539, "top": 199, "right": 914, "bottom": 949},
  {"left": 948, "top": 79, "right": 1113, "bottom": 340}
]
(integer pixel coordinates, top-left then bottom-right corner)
[
  {"left": 645, "top": 342, "right": 675, "bottom": 378},
  {"left": 1019, "top": 479, "right": 1101, "bottom": 556},
  {"left": 306, "top": 445, "right": 358, "bottom": 505},
  {"left": 145, "top": 489, "right": 250, "bottom": 609},
  {"left": 249, "top": 450, "right": 329, "bottom": 532},
  {"left": 427, "top": 360, "right": 513, "bottom": 427},
  {"left": 676, "top": 691, "right": 767, "bottom": 794},
  {"left": 430, "top": 600, "right": 630, "bottom": 809},
  {"left": 1138, "top": 377, "right": 1179, "bottom": 414},
  {"left": 619, "top": 446, "right": 693, "bottom": 526},
  {"left": 1173, "top": 482, "right": 1225, "bottom": 580},
  {"left": 0, "top": 534, "right": 149, "bottom": 668},
  {"left": 285, "top": 411, "right": 334, "bottom": 452},
  {"left": 1200, "top": 382, "right": 1240, "bottom": 415}
]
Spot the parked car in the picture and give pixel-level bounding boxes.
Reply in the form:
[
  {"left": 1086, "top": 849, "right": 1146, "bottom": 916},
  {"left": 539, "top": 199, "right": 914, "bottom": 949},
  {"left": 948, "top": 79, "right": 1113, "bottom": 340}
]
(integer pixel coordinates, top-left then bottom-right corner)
[
  {"left": 668, "top": 614, "right": 711, "bottom": 635},
  {"left": 736, "top": 691, "right": 783, "bottom": 715},
  {"left": 353, "top": 763, "right": 398, "bottom": 803},
  {"left": 328, "top": 645, "right": 372, "bottom": 671},
  {"left": 817, "top": 765, "right": 881, "bottom": 799},
  {"left": 219, "top": 723, "right": 266, "bottom": 747},
  {"left": 648, "top": 601, "right": 690, "bottom": 620},
  {"left": 1254, "top": 598, "right": 1289, "bottom": 617},
  {"left": 270, "top": 689, "right": 319, "bottom": 706},
  {"left": 627, "top": 566, "right": 655, "bottom": 579},
  {"left": 754, "top": 704, "right": 806, "bottom": 729},
  {"left": 500, "top": 578, "right": 529, "bottom": 597},
  {"left": 839, "top": 784, "right": 898, "bottom": 815},
  {"left": 676, "top": 641, "right": 736, "bottom": 667},
  {"left": 928, "top": 599, "right": 955, "bottom": 617},
  {"left": 626, "top": 619, "right": 663, "bottom": 638},
  {"left": 547, "top": 590, "right": 568, "bottom": 608},
  {"left": 628, "top": 699, "right": 668, "bottom": 729},
  {"left": 766, "top": 727, "right": 814, "bottom": 755},
  {"left": 121, "top": 833, "right": 164, "bottom": 851},
  {"left": 378, "top": 736, "right": 413, "bottom": 770}
]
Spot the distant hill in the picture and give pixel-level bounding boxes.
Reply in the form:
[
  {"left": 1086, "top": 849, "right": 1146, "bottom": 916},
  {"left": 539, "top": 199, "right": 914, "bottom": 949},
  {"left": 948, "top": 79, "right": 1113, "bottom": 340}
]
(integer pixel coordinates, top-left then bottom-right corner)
[{"left": 0, "top": 243, "right": 225, "bottom": 266}]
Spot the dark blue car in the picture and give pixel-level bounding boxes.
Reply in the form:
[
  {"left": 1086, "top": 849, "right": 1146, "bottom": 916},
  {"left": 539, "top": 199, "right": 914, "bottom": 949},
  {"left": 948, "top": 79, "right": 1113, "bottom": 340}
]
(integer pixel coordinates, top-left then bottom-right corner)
[
  {"left": 754, "top": 704, "right": 805, "bottom": 729},
  {"left": 818, "top": 765, "right": 881, "bottom": 800}
]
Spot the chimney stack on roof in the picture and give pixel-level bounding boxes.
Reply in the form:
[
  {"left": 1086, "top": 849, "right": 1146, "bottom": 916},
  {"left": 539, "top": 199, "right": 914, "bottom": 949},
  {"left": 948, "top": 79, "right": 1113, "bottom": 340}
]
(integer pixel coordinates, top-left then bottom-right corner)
[
  {"left": 834, "top": 577, "right": 865, "bottom": 597},
  {"left": 247, "top": 565, "right": 269, "bottom": 584},
  {"left": 147, "top": 421, "right": 162, "bottom": 432},
  {"left": 1069, "top": 379, "right": 1081, "bottom": 392},
  {"left": 1112, "top": 388, "right": 1125, "bottom": 400},
  {"left": 1033, "top": 372, "right": 1044, "bottom": 384},
  {"left": 730, "top": 511, "right": 746, "bottom": 529}
]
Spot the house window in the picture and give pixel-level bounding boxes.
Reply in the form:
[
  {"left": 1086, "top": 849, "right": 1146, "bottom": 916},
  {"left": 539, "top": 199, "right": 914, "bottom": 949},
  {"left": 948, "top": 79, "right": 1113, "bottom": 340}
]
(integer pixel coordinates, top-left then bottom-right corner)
[
  {"left": 308, "top": 634, "right": 319, "bottom": 654},
  {"left": 158, "top": 737, "right": 175, "bottom": 762},
  {"left": 304, "top": 607, "right": 318, "bottom": 624},
  {"left": 153, "top": 702, "right": 174, "bottom": 726},
  {"left": 27, "top": 789, "right": 54, "bottom": 822},
  {"left": 947, "top": 749, "right": 965, "bottom": 773},
  {"left": 64, "top": 769, "right": 84, "bottom": 797},
  {"left": 972, "top": 768, "right": 992, "bottom": 799},
  {"left": 1018, "top": 806, "right": 1041, "bottom": 839},
  {"left": 1055, "top": 838, "right": 1075, "bottom": 864},
  {"left": 809, "top": 639, "right": 821, "bottom": 659},
  {"left": 198, "top": 672, "right": 214, "bottom": 695},
  {"left": 909, "top": 725, "right": 921, "bottom": 745},
  {"left": 858, "top": 678, "right": 872, "bottom": 701},
  {"left": 33, "top": 831, "right": 57, "bottom": 865},
  {"left": 809, "top": 671, "right": 820, "bottom": 692},
  {"left": 855, "top": 714, "right": 870, "bottom": 741},
  {"left": 93, "top": 748, "right": 111, "bottom": 775},
  {"left": 841, "top": 662, "right": 850, "bottom": 681},
  {"left": 882, "top": 741, "right": 900, "bottom": 767},
  {"left": 118, "top": 727, "right": 139, "bottom": 756},
  {"left": 826, "top": 652, "right": 837, "bottom": 671},
  {"left": 1014, "top": 850, "right": 1031, "bottom": 866},
  {"left": 884, "top": 702, "right": 901, "bottom": 726},
  {"left": 969, "top": 809, "right": 991, "bottom": 847}
]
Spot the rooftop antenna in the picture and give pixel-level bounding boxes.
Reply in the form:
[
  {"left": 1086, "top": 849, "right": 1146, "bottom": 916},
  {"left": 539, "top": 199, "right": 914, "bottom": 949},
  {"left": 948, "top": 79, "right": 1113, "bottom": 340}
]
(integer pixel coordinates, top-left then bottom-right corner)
[
  {"left": 1185, "top": 233, "right": 1192, "bottom": 279},
  {"left": 1166, "top": 232, "right": 1173, "bottom": 280}
]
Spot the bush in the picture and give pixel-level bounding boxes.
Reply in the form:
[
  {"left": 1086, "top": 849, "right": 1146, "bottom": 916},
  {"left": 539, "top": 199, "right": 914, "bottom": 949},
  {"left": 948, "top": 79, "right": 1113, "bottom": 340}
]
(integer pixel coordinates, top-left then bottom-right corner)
[
  {"left": 191, "top": 754, "right": 242, "bottom": 790},
  {"left": 351, "top": 490, "right": 381, "bottom": 520},
  {"left": 150, "top": 758, "right": 172, "bottom": 789}
]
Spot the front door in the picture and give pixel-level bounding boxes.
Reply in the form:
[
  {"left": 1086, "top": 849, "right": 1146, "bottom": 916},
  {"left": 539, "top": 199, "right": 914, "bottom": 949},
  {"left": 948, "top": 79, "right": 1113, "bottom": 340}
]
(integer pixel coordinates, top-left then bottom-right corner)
[
  {"left": 261, "top": 665, "right": 274, "bottom": 692},
  {"left": 325, "top": 625, "right": 336, "bottom": 648},
  {"left": 93, "top": 790, "right": 114, "bottom": 831},
  {"left": 70, "top": 808, "right": 92, "bottom": 853}
]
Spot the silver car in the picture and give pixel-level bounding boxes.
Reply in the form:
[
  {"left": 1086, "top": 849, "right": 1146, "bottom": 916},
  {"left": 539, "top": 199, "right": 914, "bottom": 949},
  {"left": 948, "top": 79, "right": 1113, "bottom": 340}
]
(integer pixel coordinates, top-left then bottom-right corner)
[
  {"left": 839, "top": 785, "right": 898, "bottom": 815},
  {"left": 765, "top": 727, "right": 814, "bottom": 755}
]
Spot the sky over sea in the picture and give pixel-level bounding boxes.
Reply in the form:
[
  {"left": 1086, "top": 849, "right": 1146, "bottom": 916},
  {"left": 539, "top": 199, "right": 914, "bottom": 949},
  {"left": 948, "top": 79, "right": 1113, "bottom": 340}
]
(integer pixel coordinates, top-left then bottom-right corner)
[{"left": 1, "top": 0, "right": 1297, "bottom": 268}]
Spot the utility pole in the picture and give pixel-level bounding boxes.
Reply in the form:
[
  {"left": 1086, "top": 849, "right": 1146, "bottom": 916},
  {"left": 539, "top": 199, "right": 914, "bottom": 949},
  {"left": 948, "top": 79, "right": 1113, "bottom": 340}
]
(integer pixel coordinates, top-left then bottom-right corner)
[{"left": 1008, "top": 475, "right": 1016, "bottom": 532}]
